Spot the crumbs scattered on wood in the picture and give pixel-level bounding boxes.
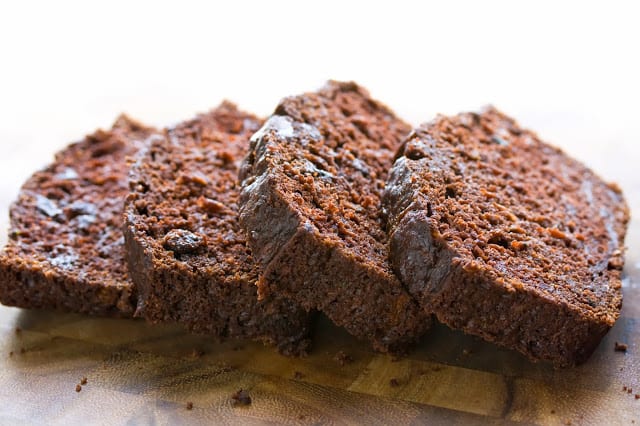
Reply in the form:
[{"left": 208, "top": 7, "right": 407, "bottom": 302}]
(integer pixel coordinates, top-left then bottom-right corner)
[
  {"left": 80, "top": 377, "right": 88, "bottom": 385},
  {"left": 75, "top": 384, "right": 82, "bottom": 393},
  {"left": 635, "top": 394, "right": 639, "bottom": 400},
  {"left": 334, "top": 351, "right": 354, "bottom": 366},
  {"left": 9, "top": 351, "right": 13, "bottom": 357},
  {"left": 390, "top": 378, "right": 400, "bottom": 387},
  {"left": 15, "top": 327, "right": 21, "bottom": 335},
  {"left": 551, "top": 409, "right": 556, "bottom": 414},
  {"left": 231, "top": 389, "right": 251, "bottom": 406},
  {"left": 614, "top": 341, "right": 628, "bottom": 352},
  {"left": 462, "top": 348, "right": 472, "bottom": 356},
  {"left": 186, "top": 402, "right": 193, "bottom": 410},
  {"left": 20, "top": 347, "right": 25, "bottom": 354},
  {"left": 293, "top": 371, "right": 304, "bottom": 379}
]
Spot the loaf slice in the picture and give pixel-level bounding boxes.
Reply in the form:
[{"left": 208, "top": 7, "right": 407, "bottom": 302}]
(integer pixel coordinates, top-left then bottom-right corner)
[
  {"left": 238, "top": 81, "right": 431, "bottom": 353},
  {"left": 124, "top": 102, "right": 311, "bottom": 355},
  {"left": 383, "top": 107, "right": 629, "bottom": 366},
  {"left": 0, "top": 116, "right": 158, "bottom": 316}
]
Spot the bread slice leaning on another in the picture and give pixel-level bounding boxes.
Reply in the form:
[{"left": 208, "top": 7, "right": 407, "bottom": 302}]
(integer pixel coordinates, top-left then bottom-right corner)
[
  {"left": 383, "top": 107, "right": 629, "bottom": 367},
  {"left": 123, "top": 102, "right": 312, "bottom": 355},
  {"left": 238, "top": 81, "right": 432, "bottom": 353}
]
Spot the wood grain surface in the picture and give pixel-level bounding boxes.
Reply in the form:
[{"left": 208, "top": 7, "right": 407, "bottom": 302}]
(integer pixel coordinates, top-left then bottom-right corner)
[{"left": 1, "top": 133, "right": 639, "bottom": 426}]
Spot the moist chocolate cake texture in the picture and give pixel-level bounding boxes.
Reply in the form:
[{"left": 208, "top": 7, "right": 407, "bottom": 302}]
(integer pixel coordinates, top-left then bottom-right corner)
[
  {"left": 383, "top": 107, "right": 629, "bottom": 366},
  {"left": 238, "top": 81, "right": 432, "bottom": 353},
  {"left": 124, "top": 102, "right": 311, "bottom": 355},
  {"left": 0, "top": 116, "right": 158, "bottom": 316}
]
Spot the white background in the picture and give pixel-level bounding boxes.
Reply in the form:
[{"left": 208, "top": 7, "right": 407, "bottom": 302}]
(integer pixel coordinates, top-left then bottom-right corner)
[{"left": 0, "top": 1, "right": 638, "bottom": 217}]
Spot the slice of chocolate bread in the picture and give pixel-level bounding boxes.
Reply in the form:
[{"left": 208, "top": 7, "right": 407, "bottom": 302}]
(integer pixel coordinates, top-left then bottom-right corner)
[
  {"left": 123, "top": 102, "right": 311, "bottom": 355},
  {"left": 238, "top": 81, "right": 431, "bottom": 353},
  {"left": 0, "top": 116, "right": 158, "bottom": 316},
  {"left": 383, "top": 107, "right": 629, "bottom": 366}
]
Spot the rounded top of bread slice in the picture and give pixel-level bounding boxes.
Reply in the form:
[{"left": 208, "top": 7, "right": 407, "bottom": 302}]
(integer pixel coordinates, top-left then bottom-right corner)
[
  {"left": 126, "top": 101, "right": 262, "bottom": 283},
  {"left": 240, "top": 81, "right": 411, "bottom": 273}
]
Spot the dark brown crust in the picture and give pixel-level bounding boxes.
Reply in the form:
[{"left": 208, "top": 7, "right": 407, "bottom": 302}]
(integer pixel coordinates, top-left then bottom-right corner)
[
  {"left": 239, "top": 81, "right": 431, "bottom": 353},
  {"left": 384, "top": 107, "right": 629, "bottom": 366},
  {"left": 0, "top": 116, "right": 157, "bottom": 316},
  {"left": 123, "top": 102, "right": 311, "bottom": 355}
]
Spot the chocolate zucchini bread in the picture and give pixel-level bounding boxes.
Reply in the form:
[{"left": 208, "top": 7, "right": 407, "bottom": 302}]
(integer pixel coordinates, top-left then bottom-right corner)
[
  {"left": 238, "top": 81, "right": 431, "bottom": 353},
  {"left": 0, "top": 116, "right": 158, "bottom": 316},
  {"left": 123, "top": 102, "right": 311, "bottom": 355},
  {"left": 383, "top": 107, "right": 629, "bottom": 366}
]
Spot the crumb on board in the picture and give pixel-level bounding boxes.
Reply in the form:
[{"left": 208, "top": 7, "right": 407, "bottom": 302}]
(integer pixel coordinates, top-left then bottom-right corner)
[
  {"left": 9, "top": 351, "right": 13, "bottom": 357},
  {"left": 334, "top": 351, "right": 354, "bottom": 366},
  {"left": 551, "top": 409, "right": 556, "bottom": 414},
  {"left": 294, "top": 371, "right": 304, "bottom": 379},
  {"left": 186, "top": 402, "right": 193, "bottom": 410},
  {"left": 231, "top": 389, "right": 251, "bottom": 406},
  {"left": 20, "top": 348, "right": 25, "bottom": 354},
  {"left": 15, "top": 327, "right": 21, "bottom": 335},
  {"left": 635, "top": 394, "right": 639, "bottom": 400},
  {"left": 75, "top": 384, "right": 82, "bottom": 393},
  {"left": 390, "top": 378, "right": 400, "bottom": 387},
  {"left": 189, "top": 349, "right": 204, "bottom": 359},
  {"left": 80, "top": 377, "right": 88, "bottom": 385},
  {"left": 614, "top": 341, "right": 628, "bottom": 352}
]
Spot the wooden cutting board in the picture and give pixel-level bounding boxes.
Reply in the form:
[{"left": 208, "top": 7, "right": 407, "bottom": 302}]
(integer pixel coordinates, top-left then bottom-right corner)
[
  {"left": 1, "top": 152, "right": 639, "bottom": 426},
  {"left": 1, "top": 222, "right": 639, "bottom": 425}
]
